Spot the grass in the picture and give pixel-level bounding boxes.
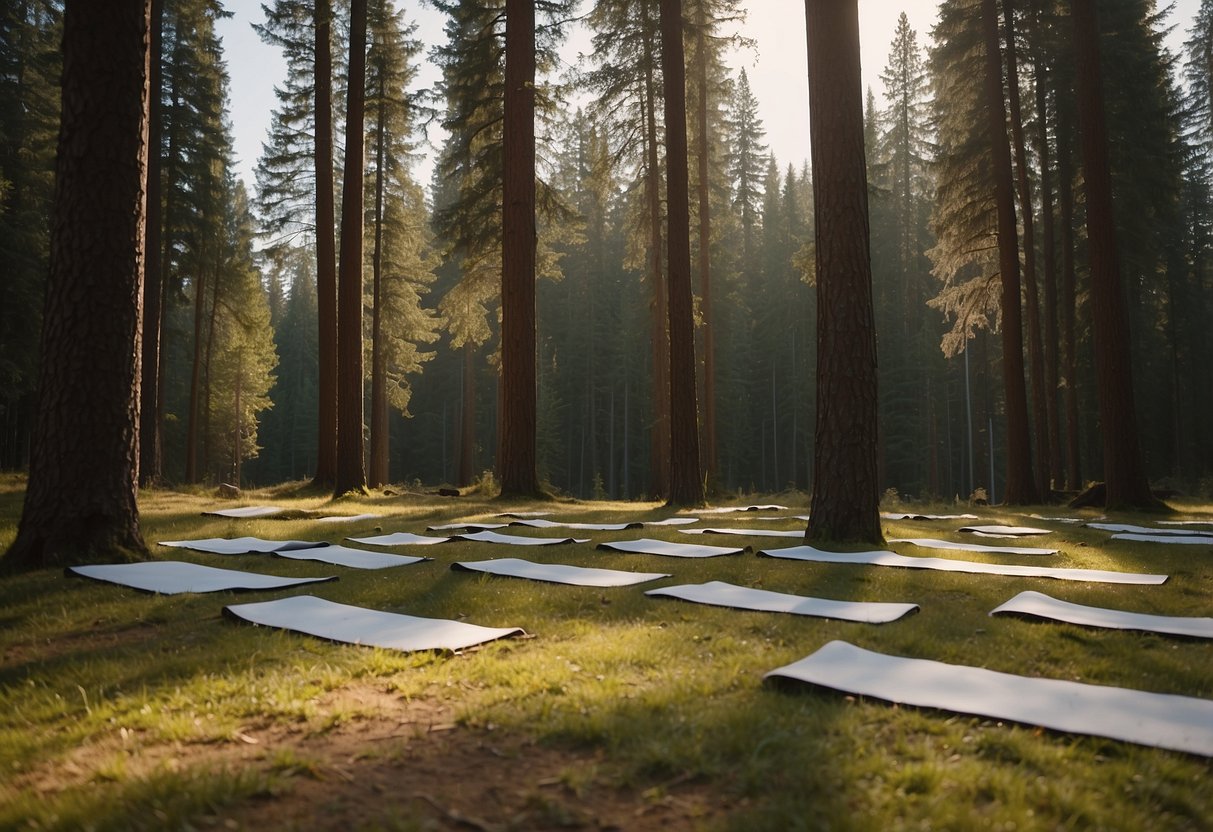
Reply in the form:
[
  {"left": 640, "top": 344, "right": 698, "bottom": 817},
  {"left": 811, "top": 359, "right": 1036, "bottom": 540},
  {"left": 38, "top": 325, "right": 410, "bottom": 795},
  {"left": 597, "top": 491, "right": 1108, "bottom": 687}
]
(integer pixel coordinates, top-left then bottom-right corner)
[{"left": 0, "top": 472, "right": 1210, "bottom": 830}]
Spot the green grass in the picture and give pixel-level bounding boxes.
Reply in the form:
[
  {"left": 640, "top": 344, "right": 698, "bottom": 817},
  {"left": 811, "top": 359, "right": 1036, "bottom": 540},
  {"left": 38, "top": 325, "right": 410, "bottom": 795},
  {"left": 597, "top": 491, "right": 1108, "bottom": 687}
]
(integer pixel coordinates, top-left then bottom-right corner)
[{"left": 0, "top": 474, "right": 1210, "bottom": 830}]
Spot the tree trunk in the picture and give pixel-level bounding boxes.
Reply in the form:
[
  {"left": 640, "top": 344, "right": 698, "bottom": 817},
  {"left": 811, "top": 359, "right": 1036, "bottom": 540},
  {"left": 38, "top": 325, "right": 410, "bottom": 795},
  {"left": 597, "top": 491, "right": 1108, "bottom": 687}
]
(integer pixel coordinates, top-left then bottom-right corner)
[
  {"left": 313, "top": 0, "right": 338, "bottom": 488},
  {"left": 368, "top": 73, "right": 389, "bottom": 489},
  {"left": 1002, "top": 0, "right": 1050, "bottom": 498},
  {"left": 6, "top": 0, "right": 151, "bottom": 569},
  {"left": 694, "top": 2, "right": 717, "bottom": 493},
  {"left": 138, "top": 0, "right": 163, "bottom": 488},
  {"left": 1057, "top": 93, "right": 1082, "bottom": 490},
  {"left": 803, "top": 0, "right": 882, "bottom": 544},
  {"left": 457, "top": 342, "right": 477, "bottom": 487},
  {"left": 498, "top": 0, "right": 542, "bottom": 497},
  {"left": 981, "top": 0, "right": 1037, "bottom": 504},
  {"left": 642, "top": 0, "right": 670, "bottom": 500},
  {"left": 659, "top": 0, "right": 704, "bottom": 508},
  {"left": 333, "top": 0, "right": 367, "bottom": 496},
  {"left": 185, "top": 251, "right": 205, "bottom": 483},
  {"left": 1069, "top": 0, "right": 1160, "bottom": 510}
]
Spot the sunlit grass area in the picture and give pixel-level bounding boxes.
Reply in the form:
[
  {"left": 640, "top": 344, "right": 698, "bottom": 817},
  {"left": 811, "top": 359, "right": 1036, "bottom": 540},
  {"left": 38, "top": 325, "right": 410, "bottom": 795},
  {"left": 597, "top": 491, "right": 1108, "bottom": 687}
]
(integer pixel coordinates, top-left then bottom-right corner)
[{"left": 1, "top": 476, "right": 1210, "bottom": 830}]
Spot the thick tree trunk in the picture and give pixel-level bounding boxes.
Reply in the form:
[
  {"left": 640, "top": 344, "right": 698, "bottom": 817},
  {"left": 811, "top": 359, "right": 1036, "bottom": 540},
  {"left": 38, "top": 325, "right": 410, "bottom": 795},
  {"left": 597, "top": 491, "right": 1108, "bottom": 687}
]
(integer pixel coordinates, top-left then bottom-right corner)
[
  {"left": 498, "top": 0, "right": 542, "bottom": 497},
  {"left": 185, "top": 256, "right": 205, "bottom": 483},
  {"left": 660, "top": 0, "right": 704, "bottom": 508},
  {"left": 642, "top": 0, "right": 670, "bottom": 500},
  {"left": 6, "top": 0, "right": 151, "bottom": 569},
  {"left": 694, "top": 3, "right": 717, "bottom": 493},
  {"left": 313, "top": 0, "right": 338, "bottom": 487},
  {"left": 803, "top": 0, "right": 882, "bottom": 544},
  {"left": 333, "top": 0, "right": 367, "bottom": 496},
  {"left": 1002, "top": 0, "right": 1050, "bottom": 498},
  {"left": 457, "top": 343, "right": 477, "bottom": 487},
  {"left": 1057, "top": 101, "right": 1082, "bottom": 491},
  {"left": 981, "top": 0, "right": 1037, "bottom": 504},
  {"left": 138, "top": 0, "right": 163, "bottom": 488},
  {"left": 369, "top": 76, "right": 389, "bottom": 489},
  {"left": 1069, "top": 0, "right": 1160, "bottom": 510}
]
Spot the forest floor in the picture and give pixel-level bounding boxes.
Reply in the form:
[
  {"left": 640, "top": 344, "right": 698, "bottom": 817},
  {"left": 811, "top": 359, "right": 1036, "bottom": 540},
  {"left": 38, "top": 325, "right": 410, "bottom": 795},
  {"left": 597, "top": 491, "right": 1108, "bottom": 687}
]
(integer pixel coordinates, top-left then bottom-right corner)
[{"left": 0, "top": 473, "right": 1210, "bottom": 831}]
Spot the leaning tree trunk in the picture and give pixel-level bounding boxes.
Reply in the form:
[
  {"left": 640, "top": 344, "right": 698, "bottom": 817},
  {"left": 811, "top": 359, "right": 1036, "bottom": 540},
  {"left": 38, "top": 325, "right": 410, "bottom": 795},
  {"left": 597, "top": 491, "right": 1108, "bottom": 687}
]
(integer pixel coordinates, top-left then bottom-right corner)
[
  {"left": 659, "top": 0, "right": 704, "bottom": 508},
  {"left": 1070, "top": 0, "right": 1160, "bottom": 510},
  {"left": 981, "top": 0, "right": 1037, "bottom": 505},
  {"left": 804, "top": 0, "right": 882, "bottom": 545},
  {"left": 5, "top": 0, "right": 151, "bottom": 569},
  {"left": 333, "top": 0, "right": 367, "bottom": 496},
  {"left": 498, "top": 0, "right": 542, "bottom": 498},
  {"left": 313, "top": 0, "right": 339, "bottom": 488}
]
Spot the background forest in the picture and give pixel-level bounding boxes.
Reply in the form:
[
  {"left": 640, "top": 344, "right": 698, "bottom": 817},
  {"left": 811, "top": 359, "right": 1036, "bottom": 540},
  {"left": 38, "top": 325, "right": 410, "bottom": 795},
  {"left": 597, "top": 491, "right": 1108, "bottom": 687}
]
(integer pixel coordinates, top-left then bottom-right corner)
[{"left": 3, "top": 0, "right": 1213, "bottom": 504}]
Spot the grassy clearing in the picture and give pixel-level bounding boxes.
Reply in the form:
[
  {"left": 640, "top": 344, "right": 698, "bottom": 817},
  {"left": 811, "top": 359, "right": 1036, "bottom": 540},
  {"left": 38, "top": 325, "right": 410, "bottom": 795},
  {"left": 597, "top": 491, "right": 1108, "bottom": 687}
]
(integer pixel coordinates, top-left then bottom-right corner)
[{"left": 0, "top": 475, "right": 1210, "bottom": 830}]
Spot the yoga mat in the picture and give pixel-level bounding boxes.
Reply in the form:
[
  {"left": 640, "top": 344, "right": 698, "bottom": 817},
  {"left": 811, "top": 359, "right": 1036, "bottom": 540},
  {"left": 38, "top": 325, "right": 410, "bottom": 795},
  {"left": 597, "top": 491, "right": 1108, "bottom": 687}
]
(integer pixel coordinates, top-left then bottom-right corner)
[
  {"left": 687, "top": 505, "right": 789, "bottom": 515},
  {"left": 990, "top": 590, "right": 1213, "bottom": 639},
  {"left": 159, "top": 537, "right": 328, "bottom": 555},
  {"left": 275, "top": 544, "right": 430, "bottom": 570},
  {"left": 347, "top": 531, "right": 451, "bottom": 546},
  {"left": 1087, "top": 522, "right": 1213, "bottom": 537},
  {"left": 1158, "top": 519, "right": 1213, "bottom": 528},
  {"left": 202, "top": 505, "right": 287, "bottom": 518},
  {"left": 641, "top": 517, "right": 702, "bottom": 526},
  {"left": 765, "top": 640, "right": 1213, "bottom": 758},
  {"left": 427, "top": 522, "right": 508, "bottom": 531},
  {"left": 758, "top": 545, "right": 1168, "bottom": 585},
  {"left": 959, "top": 525, "right": 1051, "bottom": 536},
  {"left": 881, "top": 512, "right": 979, "bottom": 521},
  {"left": 451, "top": 557, "right": 669, "bottom": 587},
  {"left": 1111, "top": 533, "right": 1213, "bottom": 545},
  {"left": 224, "top": 595, "right": 523, "bottom": 652},
  {"left": 679, "top": 527, "right": 805, "bottom": 538},
  {"left": 67, "top": 561, "right": 336, "bottom": 595},
  {"left": 645, "top": 580, "right": 918, "bottom": 623},
  {"left": 314, "top": 513, "right": 384, "bottom": 524},
  {"left": 452, "top": 530, "right": 591, "bottom": 546},
  {"left": 511, "top": 518, "right": 643, "bottom": 531},
  {"left": 890, "top": 537, "right": 1058, "bottom": 556},
  {"left": 596, "top": 537, "right": 748, "bottom": 558},
  {"left": 1030, "top": 514, "right": 1088, "bottom": 524}
]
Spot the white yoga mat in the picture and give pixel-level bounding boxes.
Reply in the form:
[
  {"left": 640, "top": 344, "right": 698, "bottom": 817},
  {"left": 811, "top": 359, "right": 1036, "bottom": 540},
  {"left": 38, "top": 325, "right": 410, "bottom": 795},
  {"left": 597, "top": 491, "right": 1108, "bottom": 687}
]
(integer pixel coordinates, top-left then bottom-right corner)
[
  {"left": 427, "top": 522, "right": 508, "bottom": 531},
  {"left": 452, "top": 530, "right": 591, "bottom": 546},
  {"left": 959, "top": 525, "right": 1051, "bottom": 536},
  {"left": 511, "top": 518, "right": 642, "bottom": 531},
  {"left": 881, "top": 512, "right": 979, "bottom": 521},
  {"left": 314, "top": 513, "right": 384, "bottom": 524},
  {"left": 765, "top": 640, "right": 1213, "bottom": 758},
  {"left": 1158, "top": 519, "right": 1213, "bottom": 528},
  {"left": 347, "top": 531, "right": 451, "bottom": 546},
  {"left": 1087, "top": 522, "right": 1213, "bottom": 537},
  {"left": 758, "top": 545, "right": 1168, "bottom": 585},
  {"left": 159, "top": 537, "right": 329, "bottom": 555},
  {"left": 642, "top": 517, "right": 702, "bottom": 526},
  {"left": 679, "top": 527, "right": 805, "bottom": 538},
  {"left": 68, "top": 561, "right": 336, "bottom": 595},
  {"left": 890, "top": 537, "right": 1058, "bottom": 556},
  {"left": 202, "top": 506, "right": 287, "bottom": 518},
  {"left": 224, "top": 595, "right": 524, "bottom": 652},
  {"left": 1031, "top": 514, "right": 1088, "bottom": 524},
  {"left": 990, "top": 590, "right": 1213, "bottom": 639},
  {"left": 451, "top": 557, "right": 669, "bottom": 587},
  {"left": 596, "top": 537, "right": 748, "bottom": 558},
  {"left": 275, "top": 544, "right": 430, "bottom": 570},
  {"left": 1111, "top": 533, "right": 1213, "bottom": 545},
  {"left": 645, "top": 580, "right": 918, "bottom": 623}
]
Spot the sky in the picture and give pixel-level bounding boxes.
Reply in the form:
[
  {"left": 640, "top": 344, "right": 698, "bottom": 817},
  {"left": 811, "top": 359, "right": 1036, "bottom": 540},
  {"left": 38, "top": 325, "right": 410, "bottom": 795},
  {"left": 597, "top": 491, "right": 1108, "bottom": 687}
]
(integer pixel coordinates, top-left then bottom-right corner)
[{"left": 216, "top": 0, "right": 1203, "bottom": 192}]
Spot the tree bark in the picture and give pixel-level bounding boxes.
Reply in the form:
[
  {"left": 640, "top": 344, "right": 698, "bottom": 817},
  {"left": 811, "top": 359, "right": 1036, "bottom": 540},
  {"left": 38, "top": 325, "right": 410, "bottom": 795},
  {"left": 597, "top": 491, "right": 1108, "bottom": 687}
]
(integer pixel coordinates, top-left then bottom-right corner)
[
  {"left": 369, "top": 72, "right": 389, "bottom": 489},
  {"left": 498, "top": 0, "right": 542, "bottom": 497},
  {"left": 659, "top": 0, "right": 704, "bottom": 507},
  {"left": 803, "top": 0, "right": 882, "bottom": 544},
  {"left": 6, "top": 0, "right": 151, "bottom": 569},
  {"left": 457, "top": 342, "right": 477, "bottom": 487},
  {"left": 981, "top": 0, "right": 1037, "bottom": 504},
  {"left": 1069, "top": 0, "right": 1161, "bottom": 510},
  {"left": 694, "top": 2, "right": 717, "bottom": 493},
  {"left": 138, "top": 0, "right": 163, "bottom": 487},
  {"left": 1056, "top": 96, "right": 1082, "bottom": 490},
  {"left": 333, "top": 0, "right": 367, "bottom": 496},
  {"left": 313, "top": 0, "right": 338, "bottom": 488},
  {"left": 185, "top": 246, "right": 205, "bottom": 483},
  {"left": 1002, "top": 0, "right": 1050, "bottom": 497},
  {"left": 642, "top": 0, "right": 670, "bottom": 500}
]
